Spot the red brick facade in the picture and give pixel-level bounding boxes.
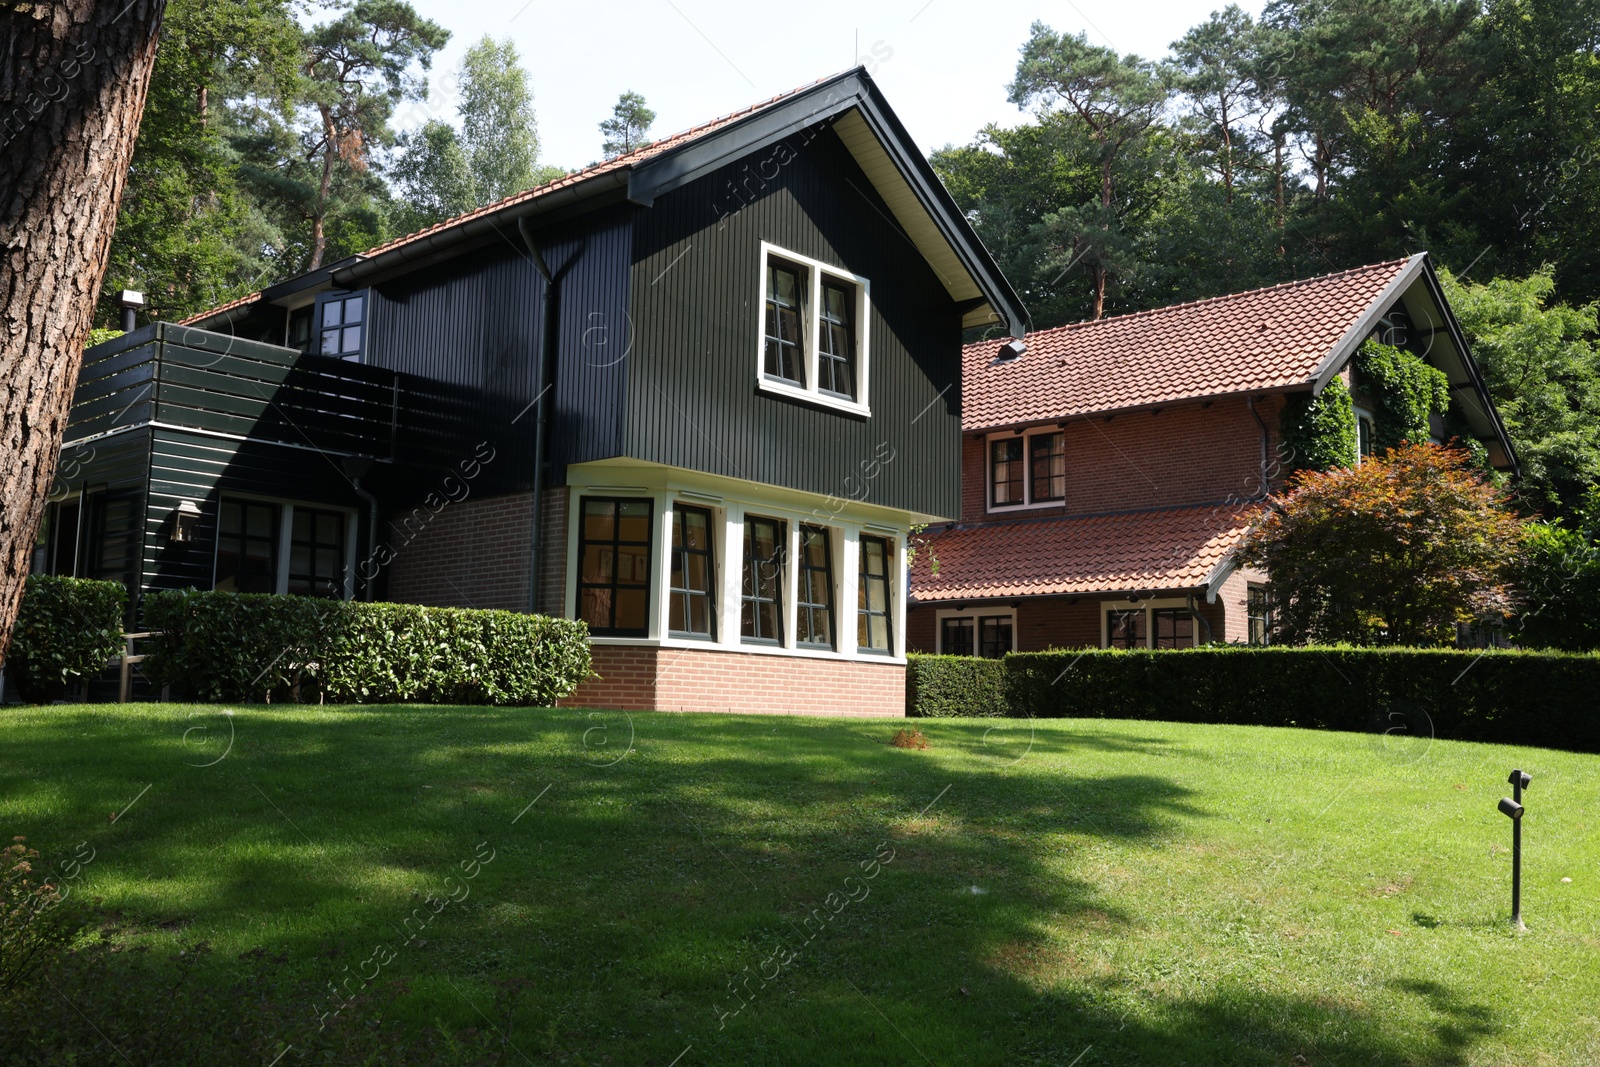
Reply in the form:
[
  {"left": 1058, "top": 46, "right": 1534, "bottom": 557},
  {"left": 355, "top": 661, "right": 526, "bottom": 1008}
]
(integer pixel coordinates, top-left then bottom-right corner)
[
  {"left": 385, "top": 487, "right": 568, "bottom": 612},
  {"left": 960, "top": 395, "right": 1288, "bottom": 522},
  {"left": 563, "top": 644, "right": 906, "bottom": 717}
]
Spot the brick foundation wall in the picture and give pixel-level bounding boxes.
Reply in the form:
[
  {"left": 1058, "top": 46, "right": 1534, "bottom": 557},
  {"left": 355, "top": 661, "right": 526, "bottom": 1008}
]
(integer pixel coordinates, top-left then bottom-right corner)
[
  {"left": 563, "top": 645, "right": 905, "bottom": 717},
  {"left": 536, "top": 486, "right": 568, "bottom": 617}
]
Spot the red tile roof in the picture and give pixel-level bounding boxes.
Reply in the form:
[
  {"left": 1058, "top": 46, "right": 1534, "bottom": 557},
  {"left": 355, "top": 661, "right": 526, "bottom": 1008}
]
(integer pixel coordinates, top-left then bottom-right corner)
[
  {"left": 909, "top": 503, "right": 1263, "bottom": 602},
  {"left": 961, "top": 257, "right": 1416, "bottom": 430},
  {"left": 181, "top": 76, "right": 841, "bottom": 326}
]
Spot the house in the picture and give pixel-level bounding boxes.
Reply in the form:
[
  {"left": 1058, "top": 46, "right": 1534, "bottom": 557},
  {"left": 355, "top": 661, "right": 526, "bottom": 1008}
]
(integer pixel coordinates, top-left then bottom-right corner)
[
  {"left": 905, "top": 253, "right": 1517, "bottom": 655},
  {"left": 35, "top": 68, "right": 1025, "bottom": 716}
]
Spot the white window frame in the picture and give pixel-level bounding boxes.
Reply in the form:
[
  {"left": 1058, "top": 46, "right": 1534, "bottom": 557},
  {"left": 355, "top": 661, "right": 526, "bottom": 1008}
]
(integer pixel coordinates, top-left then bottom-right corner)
[
  {"left": 756, "top": 241, "right": 871, "bottom": 417},
  {"left": 934, "top": 606, "right": 1018, "bottom": 657},
  {"left": 565, "top": 482, "right": 906, "bottom": 663},
  {"left": 212, "top": 493, "right": 358, "bottom": 599},
  {"left": 1099, "top": 597, "right": 1201, "bottom": 649},
  {"left": 984, "top": 428, "right": 1066, "bottom": 513},
  {"left": 1354, "top": 405, "right": 1377, "bottom": 464}
]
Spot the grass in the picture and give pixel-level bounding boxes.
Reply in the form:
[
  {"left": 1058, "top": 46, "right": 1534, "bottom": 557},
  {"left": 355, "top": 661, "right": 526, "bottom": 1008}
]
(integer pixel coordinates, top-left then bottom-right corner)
[{"left": 2, "top": 702, "right": 1598, "bottom": 1065}]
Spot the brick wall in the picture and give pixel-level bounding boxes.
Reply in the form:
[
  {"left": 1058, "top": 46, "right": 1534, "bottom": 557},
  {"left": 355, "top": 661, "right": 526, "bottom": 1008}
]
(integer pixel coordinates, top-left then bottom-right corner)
[
  {"left": 908, "top": 586, "right": 1248, "bottom": 653},
  {"left": 960, "top": 395, "right": 1288, "bottom": 522},
  {"left": 536, "top": 486, "right": 568, "bottom": 617},
  {"left": 385, "top": 491, "right": 533, "bottom": 610},
  {"left": 563, "top": 645, "right": 905, "bottom": 717}
]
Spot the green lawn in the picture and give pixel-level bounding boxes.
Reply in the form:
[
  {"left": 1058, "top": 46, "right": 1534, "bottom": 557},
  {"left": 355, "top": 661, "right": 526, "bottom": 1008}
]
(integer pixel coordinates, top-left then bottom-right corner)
[{"left": 2, "top": 703, "right": 1597, "bottom": 1065}]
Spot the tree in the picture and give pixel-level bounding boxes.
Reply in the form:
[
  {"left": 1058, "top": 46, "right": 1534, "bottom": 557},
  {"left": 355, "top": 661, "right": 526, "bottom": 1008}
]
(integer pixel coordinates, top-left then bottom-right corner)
[
  {"left": 390, "top": 118, "right": 476, "bottom": 231},
  {"left": 599, "top": 90, "right": 655, "bottom": 158},
  {"left": 99, "top": 0, "right": 302, "bottom": 323},
  {"left": 1441, "top": 267, "right": 1600, "bottom": 519},
  {"left": 0, "top": 0, "right": 168, "bottom": 659},
  {"left": 1236, "top": 443, "right": 1526, "bottom": 646},
  {"left": 458, "top": 36, "right": 544, "bottom": 202},
  {"left": 1008, "top": 24, "right": 1172, "bottom": 319},
  {"left": 298, "top": 0, "right": 449, "bottom": 268},
  {"left": 1514, "top": 488, "right": 1600, "bottom": 650}
]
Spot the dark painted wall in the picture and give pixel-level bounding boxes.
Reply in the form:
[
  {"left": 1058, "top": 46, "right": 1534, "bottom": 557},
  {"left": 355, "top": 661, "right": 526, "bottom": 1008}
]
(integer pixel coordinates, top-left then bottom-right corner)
[{"left": 624, "top": 121, "right": 965, "bottom": 517}]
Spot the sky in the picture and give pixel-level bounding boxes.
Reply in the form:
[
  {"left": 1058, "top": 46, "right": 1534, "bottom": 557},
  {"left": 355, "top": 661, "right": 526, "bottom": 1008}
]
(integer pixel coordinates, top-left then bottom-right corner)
[{"left": 399, "top": 0, "right": 1266, "bottom": 170}]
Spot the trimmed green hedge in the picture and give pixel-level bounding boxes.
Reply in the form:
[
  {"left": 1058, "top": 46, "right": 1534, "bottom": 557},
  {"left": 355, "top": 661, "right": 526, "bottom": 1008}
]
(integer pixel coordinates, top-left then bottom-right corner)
[
  {"left": 5, "top": 575, "right": 128, "bottom": 703},
  {"left": 143, "top": 590, "right": 592, "bottom": 706},
  {"left": 907, "top": 648, "right": 1600, "bottom": 753}
]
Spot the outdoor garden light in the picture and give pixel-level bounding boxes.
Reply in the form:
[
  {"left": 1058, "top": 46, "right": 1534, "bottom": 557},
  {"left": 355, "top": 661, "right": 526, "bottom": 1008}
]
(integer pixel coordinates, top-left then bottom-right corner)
[
  {"left": 117, "top": 289, "right": 145, "bottom": 332},
  {"left": 1499, "top": 767, "right": 1531, "bottom": 931}
]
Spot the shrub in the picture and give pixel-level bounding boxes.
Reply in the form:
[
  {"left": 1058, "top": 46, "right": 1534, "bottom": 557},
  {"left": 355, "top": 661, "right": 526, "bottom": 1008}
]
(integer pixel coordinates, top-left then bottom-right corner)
[
  {"left": 5, "top": 575, "right": 127, "bottom": 703},
  {"left": 907, "top": 646, "right": 1600, "bottom": 754},
  {"left": 0, "top": 838, "right": 86, "bottom": 996},
  {"left": 890, "top": 728, "right": 930, "bottom": 750},
  {"left": 905, "top": 654, "right": 1008, "bottom": 718},
  {"left": 143, "top": 590, "right": 592, "bottom": 706}
]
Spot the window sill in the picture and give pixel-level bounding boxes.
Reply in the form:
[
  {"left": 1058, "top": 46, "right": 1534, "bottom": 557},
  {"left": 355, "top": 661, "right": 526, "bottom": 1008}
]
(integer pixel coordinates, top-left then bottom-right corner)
[
  {"left": 986, "top": 499, "right": 1065, "bottom": 515},
  {"left": 758, "top": 377, "right": 869, "bottom": 418}
]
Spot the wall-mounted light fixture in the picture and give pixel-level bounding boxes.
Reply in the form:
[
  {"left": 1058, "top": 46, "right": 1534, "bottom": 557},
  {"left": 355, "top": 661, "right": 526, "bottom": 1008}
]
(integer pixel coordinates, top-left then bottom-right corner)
[{"left": 169, "top": 500, "right": 201, "bottom": 544}]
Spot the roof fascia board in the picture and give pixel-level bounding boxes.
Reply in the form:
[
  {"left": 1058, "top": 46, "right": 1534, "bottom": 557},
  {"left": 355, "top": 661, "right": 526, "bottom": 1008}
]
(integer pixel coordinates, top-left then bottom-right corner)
[
  {"left": 1309, "top": 253, "right": 1427, "bottom": 395},
  {"left": 1414, "top": 258, "right": 1521, "bottom": 475}
]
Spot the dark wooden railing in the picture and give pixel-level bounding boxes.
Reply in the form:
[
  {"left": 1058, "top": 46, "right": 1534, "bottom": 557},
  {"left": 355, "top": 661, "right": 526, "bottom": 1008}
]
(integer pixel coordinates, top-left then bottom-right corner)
[{"left": 69, "top": 324, "right": 402, "bottom": 459}]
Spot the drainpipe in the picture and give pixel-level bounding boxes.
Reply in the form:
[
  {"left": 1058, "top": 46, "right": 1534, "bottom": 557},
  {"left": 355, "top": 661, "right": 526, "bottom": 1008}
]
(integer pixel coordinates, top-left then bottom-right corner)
[
  {"left": 517, "top": 217, "right": 555, "bottom": 616},
  {"left": 351, "top": 476, "right": 379, "bottom": 601},
  {"left": 1186, "top": 593, "right": 1214, "bottom": 646},
  {"left": 1247, "top": 395, "right": 1271, "bottom": 498}
]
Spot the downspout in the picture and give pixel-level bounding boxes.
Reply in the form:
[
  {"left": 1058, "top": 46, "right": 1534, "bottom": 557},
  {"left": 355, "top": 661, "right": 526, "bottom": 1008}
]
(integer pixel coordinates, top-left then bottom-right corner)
[
  {"left": 350, "top": 476, "right": 379, "bottom": 601},
  {"left": 1247, "top": 395, "right": 1271, "bottom": 498},
  {"left": 518, "top": 217, "right": 555, "bottom": 616},
  {"left": 1186, "top": 593, "right": 1214, "bottom": 646}
]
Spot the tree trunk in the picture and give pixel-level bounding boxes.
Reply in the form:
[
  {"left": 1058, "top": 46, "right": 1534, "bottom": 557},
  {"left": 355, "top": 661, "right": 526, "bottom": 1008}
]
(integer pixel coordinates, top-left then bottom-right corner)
[
  {"left": 309, "top": 103, "right": 337, "bottom": 270},
  {"left": 0, "top": 1, "right": 167, "bottom": 661}
]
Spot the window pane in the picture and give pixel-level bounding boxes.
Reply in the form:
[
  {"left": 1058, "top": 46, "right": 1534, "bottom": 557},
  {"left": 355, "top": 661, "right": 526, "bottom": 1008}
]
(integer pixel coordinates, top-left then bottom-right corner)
[
  {"left": 941, "top": 617, "right": 975, "bottom": 657},
  {"left": 576, "top": 497, "right": 653, "bottom": 636},
  {"left": 345, "top": 295, "right": 364, "bottom": 323},
  {"left": 979, "top": 616, "right": 1013, "bottom": 659},
  {"left": 991, "top": 438, "right": 1024, "bottom": 506},
  {"left": 321, "top": 330, "right": 340, "bottom": 354},
  {"left": 342, "top": 326, "right": 362, "bottom": 353},
  {"left": 796, "top": 524, "right": 833, "bottom": 649},
  {"left": 764, "top": 260, "right": 807, "bottom": 385},
  {"left": 322, "top": 301, "right": 342, "bottom": 328},
  {"left": 669, "top": 505, "right": 716, "bottom": 637},
  {"left": 1030, "top": 432, "right": 1065, "bottom": 502},
  {"left": 1108, "top": 609, "right": 1146, "bottom": 649}
]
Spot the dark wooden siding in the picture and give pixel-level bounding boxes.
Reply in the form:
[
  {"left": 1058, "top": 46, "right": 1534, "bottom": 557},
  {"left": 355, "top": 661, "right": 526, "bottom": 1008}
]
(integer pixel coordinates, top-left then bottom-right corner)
[
  {"left": 365, "top": 205, "right": 634, "bottom": 486},
  {"left": 625, "top": 122, "right": 964, "bottom": 516}
]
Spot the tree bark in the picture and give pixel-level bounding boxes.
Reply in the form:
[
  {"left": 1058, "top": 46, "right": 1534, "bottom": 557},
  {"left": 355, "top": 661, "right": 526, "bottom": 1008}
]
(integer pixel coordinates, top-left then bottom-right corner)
[{"left": 0, "top": 1, "right": 167, "bottom": 661}]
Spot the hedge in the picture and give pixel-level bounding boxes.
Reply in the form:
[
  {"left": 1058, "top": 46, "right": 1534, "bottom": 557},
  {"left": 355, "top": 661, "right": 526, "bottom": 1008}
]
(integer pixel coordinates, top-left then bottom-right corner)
[
  {"left": 143, "top": 590, "right": 592, "bottom": 706},
  {"left": 907, "top": 647, "right": 1600, "bottom": 753},
  {"left": 5, "top": 575, "right": 128, "bottom": 703}
]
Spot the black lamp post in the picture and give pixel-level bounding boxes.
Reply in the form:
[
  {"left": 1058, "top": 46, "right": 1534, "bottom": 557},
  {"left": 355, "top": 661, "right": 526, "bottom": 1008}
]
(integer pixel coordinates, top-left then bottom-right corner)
[{"left": 1498, "top": 768, "right": 1531, "bottom": 931}]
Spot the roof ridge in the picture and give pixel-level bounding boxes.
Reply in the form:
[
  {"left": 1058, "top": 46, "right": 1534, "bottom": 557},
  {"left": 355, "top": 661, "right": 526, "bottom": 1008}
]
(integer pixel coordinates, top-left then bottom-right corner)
[{"left": 982, "top": 255, "right": 1416, "bottom": 347}]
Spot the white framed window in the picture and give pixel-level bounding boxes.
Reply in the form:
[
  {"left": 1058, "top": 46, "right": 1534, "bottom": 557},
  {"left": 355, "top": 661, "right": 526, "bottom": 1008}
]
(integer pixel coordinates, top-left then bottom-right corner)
[
  {"left": 757, "top": 242, "right": 870, "bottom": 416},
  {"left": 1355, "top": 406, "right": 1377, "bottom": 463},
  {"left": 986, "top": 429, "right": 1066, "bottom": 512},
  {"left": 213, "top": 495, "right": 357, "bottom": 599},
  {"left": 1100, "top": 597, "right": 1201, "bottom": 649},
  {"left": 935, "top": 607, "right": 1016, "bottom": 658}
]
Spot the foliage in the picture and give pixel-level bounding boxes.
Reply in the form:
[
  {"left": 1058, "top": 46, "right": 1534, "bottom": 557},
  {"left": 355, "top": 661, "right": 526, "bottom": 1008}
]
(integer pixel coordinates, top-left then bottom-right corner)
[
  {"left": 5, "top": 576, "right": 127, "bottom": 704},
  {"left": 84, "top": 328, "right": 124, "bottom": 350},
  {"left": 1351, "top": 339, "right": 1452, "bottom": 454},
  {"left": 1236, "top": 443, "right": 1526, "bottom": 645},
  {"left": 458, "top": 36, "right": 545, "bottom": 203},
  {"left": 889, "top": 727, "right": 929, "bottom": 750},
  {"left": 390, "top": 118, "right": 477, "bottom": 231},
  {"left": 141, "top": 590, "right": 591, "bottom": 706},
  {"left": 599, "top": 90, "right": 656, "bottom": 159},
  {"left": 1441, "top": 267, "right": 1600, "bottom": 517},
  {"left": 908, "top": 646, "right": 1600, "bottom": 752},
  {"left": 1278, "top": 376, "right": 1357, "bottom": 472},
  {"left": 1514, "top": 488, "right": 1600, "bottom": 651},
  {"left": 905, "top": 653, "right": 1008, "bottom": 718},
  {"left": 0, "top": 838, "right": 85, "bottom": 996}
]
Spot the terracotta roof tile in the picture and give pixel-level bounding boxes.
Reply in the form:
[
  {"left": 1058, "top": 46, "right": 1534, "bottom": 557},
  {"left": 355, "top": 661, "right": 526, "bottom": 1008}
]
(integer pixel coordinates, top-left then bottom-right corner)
[
  {"left": 181, "top": 75, "right": 841, "bottom": 326},
  {"left": 961, "top": 258, "right": 1414, "bottom": 430},
  {"left": 909, "top": 503, "right": 1262, "bottom": 601}
]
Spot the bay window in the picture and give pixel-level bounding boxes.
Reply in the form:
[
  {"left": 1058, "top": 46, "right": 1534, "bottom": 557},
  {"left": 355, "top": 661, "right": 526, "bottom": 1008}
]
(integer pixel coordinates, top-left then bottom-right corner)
[{"left": 577, "top": 498, "right": 653, "bottom": 637}]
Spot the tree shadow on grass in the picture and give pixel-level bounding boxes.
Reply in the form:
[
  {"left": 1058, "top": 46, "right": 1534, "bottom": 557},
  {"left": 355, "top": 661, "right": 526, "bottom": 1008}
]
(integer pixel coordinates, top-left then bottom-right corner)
[{"left": 0, "top": 706, "right": 1507, "bottom": 1066}]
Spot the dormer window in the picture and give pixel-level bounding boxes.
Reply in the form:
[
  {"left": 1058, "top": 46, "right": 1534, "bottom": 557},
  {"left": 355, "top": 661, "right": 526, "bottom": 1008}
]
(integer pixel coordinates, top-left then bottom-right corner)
[
  {"left": 757, "top": 243, "right": 870, "bottom": 415},
  {"left": 316, "top": 290, "right": 368, "bottom": 361}
]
